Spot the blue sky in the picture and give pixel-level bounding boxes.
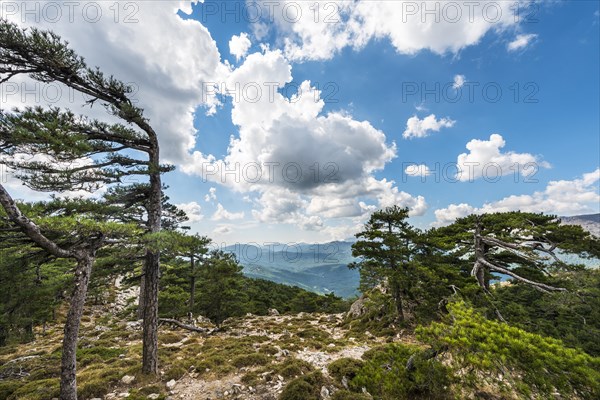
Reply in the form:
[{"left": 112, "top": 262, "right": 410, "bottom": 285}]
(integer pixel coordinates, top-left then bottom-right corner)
[{"left": 2, "top": 0, "right": 599, "bottom": 245}]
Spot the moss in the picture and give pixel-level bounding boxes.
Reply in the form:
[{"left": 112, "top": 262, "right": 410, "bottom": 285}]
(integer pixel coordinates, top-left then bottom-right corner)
[
  {"left": 77, "top": 347, "right": 123, "bottom": 367},
  {"left": 232, "top": 352, "right": 270, "bottom": 368},
  {"left": 159, "top": 332, "right": 184, "bottom": 344},
  {"left": 9, "top": 378, "right": 60, "bottom": 400},
  {"left": 164, "top": 365, "right": 187, "bottom": 381},
  {"left": 0, "top": 381, "right": 21, "bottom": 399}
]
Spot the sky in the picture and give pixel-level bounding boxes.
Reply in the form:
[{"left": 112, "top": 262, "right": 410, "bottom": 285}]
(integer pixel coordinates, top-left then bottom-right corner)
[{"left": 1, "top": 0, "right": 599, "bottom": 245}]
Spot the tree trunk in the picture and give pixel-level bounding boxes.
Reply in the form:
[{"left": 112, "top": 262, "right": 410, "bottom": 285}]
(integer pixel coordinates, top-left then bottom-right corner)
[
  {"left": 137, "top": 267, "right": 145, "bottom": 320},
  {"left": 141, "top": 250, "right": 159, "bottom": 374},
  {"left": 60, "top": 252, "right": 94, "bottom": 400},
  {"left": 141, "top": 151, "right": 162, "bottom": 375},
  {"left": 473, "top": 219, "right": 489, "bottom": 290},
  {"left": 190, "top": 254, "right": 195, "bottom": 312}
]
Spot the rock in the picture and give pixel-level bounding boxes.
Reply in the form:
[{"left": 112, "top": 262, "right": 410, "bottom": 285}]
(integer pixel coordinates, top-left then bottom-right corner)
[
  {"left": 347, "top": 295, "right": 367, "bottom": 318},
  {"left": 231, "top": 384, "right": 243, "bottom": 394},
  {"left": 166, "top": 379, "right": 177, "bottom": 389},
  {"left": 125, "top": 320, "right": 142, "bottom": 331},
  {"left": 121, "top": 375, "right": 135, "bottom": 384},
  {"left": 320, "top": 386, "right": 330, "bottom": 399},
  {"left": 118, "top": 393, "right": 130, "bottom": 398},
  {"left": 342, "top": 375, "right": 349, "bottom": 389},
  {"left": 268, "top": 308, "right": 279, "bottom": 316},
  {"left": 147, "top": 395, "right": 160, "bottom": 400}
]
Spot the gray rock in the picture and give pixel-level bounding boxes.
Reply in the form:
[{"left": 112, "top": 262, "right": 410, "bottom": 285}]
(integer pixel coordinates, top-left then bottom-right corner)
[
  {"left": 268, "top": 308, "right": 279, "bottom": 316},
  {"left": 320, "top": 386, "right": 330, "bottom": 399},
  {"left": 166, "top": 379, "right": 177, "bottom": 389},
  {"left": 121, "top": 375, "right": 135, "bottom": 384}
]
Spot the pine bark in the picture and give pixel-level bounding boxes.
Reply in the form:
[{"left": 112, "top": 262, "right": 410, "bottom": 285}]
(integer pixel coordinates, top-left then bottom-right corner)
[
  {"left": 141, "top": 150, "right": 162, "bottom": 375},
  {"left": 60, "top": 252, "right": 94, "bottom": 400}
]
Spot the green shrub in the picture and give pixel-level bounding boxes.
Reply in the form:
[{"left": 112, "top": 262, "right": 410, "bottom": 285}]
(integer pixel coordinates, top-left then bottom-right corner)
[
  {"left": 331, "top": 390, "right": 371, "bottom": 400},
  {"left": 417, "top": 300, "right": 600, "bottom": 399},
  {"left": 232, "top": 352, "right": 270, "bottom": 368},
  {"left": 352, "top": 344, "right": 453, "bottom": 400},
  {"left": 279, "top": 371, "right": 327, "bottom": 400},
  {"left": 327, "top": 358, "right": 363, "bottom": 385}
]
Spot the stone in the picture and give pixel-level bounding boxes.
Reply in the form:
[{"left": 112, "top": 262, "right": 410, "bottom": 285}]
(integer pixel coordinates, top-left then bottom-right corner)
[
  {"left": 121, "top": 375, "right": 135, "bottom": 384},
  {"left": 268, "top": 308, "right": 279, "bottom": 316},
  {"left": 147, "top": 395, "right": 160, "bottom": 400},
  {"left": 166, "top": 379, "right": 177, "bottom": 389},
  {"left": 320, "top": 386, "right": 330, "bottom": 399},
  {"left": 347, "top": 295, "right": 367, "bottom": 318}
]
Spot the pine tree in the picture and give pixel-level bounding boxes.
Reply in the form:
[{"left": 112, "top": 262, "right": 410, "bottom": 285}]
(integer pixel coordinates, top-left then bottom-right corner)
[
  {"left": 349, "top": 206, "right": 420, "bottom": 322},
  {"left": 1, "top": 20, "right": 171, "bottom": 376}
]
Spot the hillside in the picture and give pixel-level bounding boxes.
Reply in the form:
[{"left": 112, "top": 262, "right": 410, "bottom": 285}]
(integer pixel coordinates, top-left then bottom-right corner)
[
  {"left": 225, "top": 242, "right": 360, "bottom": 298},
  {"left": 561, "top": 213, "right": 600, "bottom": 237},
  {"left": 0, "top": 282, "right": 389, "bottom": 400}
]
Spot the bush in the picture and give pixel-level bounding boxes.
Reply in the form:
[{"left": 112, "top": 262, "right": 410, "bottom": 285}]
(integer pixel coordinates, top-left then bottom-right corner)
[
  {"left": 232, "top": 352, "right": 270, "bottom": 368},
  {"left": 279, "top": 371, "right": 327, "bottom": 400},
  {"left": 351, "top": 344, "right": 453, "bottom": 400},
  {"left": 417, "top": 300, "right": 600, "bottom": 399},
  {"left": 327, "top": 358, "right": 363, "bottom": 385}
]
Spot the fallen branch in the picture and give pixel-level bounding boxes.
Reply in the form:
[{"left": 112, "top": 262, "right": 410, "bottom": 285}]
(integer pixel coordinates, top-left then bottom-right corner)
[{"left": 158, "top": 318, "right": 215, "bottom": 334}]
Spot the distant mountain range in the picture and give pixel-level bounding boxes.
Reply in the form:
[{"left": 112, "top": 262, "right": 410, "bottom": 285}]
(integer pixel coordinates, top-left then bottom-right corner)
[
  {"left": 224, "top": 241, "right": 360, "bottom": 298},
  {"left": 225, "top": 214, "right": 600, "bottom": 298},
  {"left": 561, "top": 213, "right": 600, "bottom": 237}
]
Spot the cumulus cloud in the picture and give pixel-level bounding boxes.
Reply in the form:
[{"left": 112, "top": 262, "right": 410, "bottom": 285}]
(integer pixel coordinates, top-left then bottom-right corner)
[
  {"left": 182, "top": 49, "right": 425, "bottom": 231},
  {"left": 456, "top": 134, "right": 550, "bottom": 182},
  {"left": 403, "top": 114, "right": 455, "bottom": 139},
  {"left": 204, "top": 187, "right": 217, "bottom": 202},
  {"left": 229, "top": 32, "right": 252, "bottom": 61},
  {"left": 433, "top": 169, "right": 600, "bottom": 226},
  {"left": 252, "top": 0, "right": 528, "bottom": 61},
  {"left": 405, "top": 164, "right": 431, "bottom": 178},
  {"left": 507, "top": 33, "right": 538, "bottom": 51},
  {"left": 212, "top": 203, "right": 245, "bottom": 221},
  {"left": 176, "top": 201, "right": 204, "bottom": 223},
  {"left": 1, "top": 1, "right": 226, "bottom": 164},
  {"left": 453, "top": 74, "right": 466, "bottom": 89}
]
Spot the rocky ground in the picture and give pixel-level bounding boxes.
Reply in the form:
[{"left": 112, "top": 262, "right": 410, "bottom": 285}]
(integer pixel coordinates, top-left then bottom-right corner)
[{"left": 0, "top": 282, "right": 403, "bottom": 400}]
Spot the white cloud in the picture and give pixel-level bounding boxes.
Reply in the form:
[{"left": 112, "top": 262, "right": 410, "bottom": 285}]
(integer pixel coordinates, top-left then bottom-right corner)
[
  {"left": 229, "top": 32, "right": 252, "bottom": 61},
  {"left": 433, "top": 169, "right": 600, "bottom": 226},
  {"left": 405, "top": 164, "right": 431, "bottom": 178},
  {"left": 183, "top": 49, "right": 426, "bottom": 232},
  {"left": 453, "top": 74, "right": 466, "bottom": 89},
  {"left": 204, "top": 187, "right": 217, "bottom": 202},
  {"left": 212, "top": 203, "right": 245, "bottom": 221},
  {"left": 403, "top": 114, "right": 455, "bottom": 139},
  {"left": 1, "top": 1, "right": 227, "bottom": 164},
  {"left": 433, "top": 203, "right": 477, "bottom": 227},
  {"left": 214, "top": 225, "right": 233, "bottom": 235},
  {"left": 176, "top": 201, "right": 204, "bottom": 223},
  {"left": 456, "top": 134, "right": 550, "bottom": 182},
  {"left": 254, "top": 0, "right": 527, "bottom": 61},
  {"left": 507, "top": 33, "right": 538, "bottom": 51}
]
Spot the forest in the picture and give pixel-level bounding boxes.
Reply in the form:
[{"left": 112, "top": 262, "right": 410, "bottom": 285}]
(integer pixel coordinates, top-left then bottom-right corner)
[{"left": 1, "top": 18, "right": 600, "bottom": 400}]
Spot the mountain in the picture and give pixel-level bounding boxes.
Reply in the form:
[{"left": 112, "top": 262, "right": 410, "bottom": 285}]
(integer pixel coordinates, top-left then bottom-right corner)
[
  {"left": 561, "top": 213, "right": 600, "bottom": 237},
  {"left": 227, "top": 215, "right": 600, "bottom": 297},
  {"left": 224, "top": 241, "right": 360, "bottom": 298}
]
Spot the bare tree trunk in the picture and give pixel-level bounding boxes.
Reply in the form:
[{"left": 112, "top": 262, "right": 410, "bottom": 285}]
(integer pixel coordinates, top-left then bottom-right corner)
[
  {"left": 190, "top": 254, "right": 195, "bottom": 312},
  {"left": 473, "top": 219, "right": 489, "bottom": 290},
  {"left": 60, "top": 252, "right": 94, "bottom": 400},
  {"left": 141, "top": 151, "right": 162, "bottom": 375}
]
